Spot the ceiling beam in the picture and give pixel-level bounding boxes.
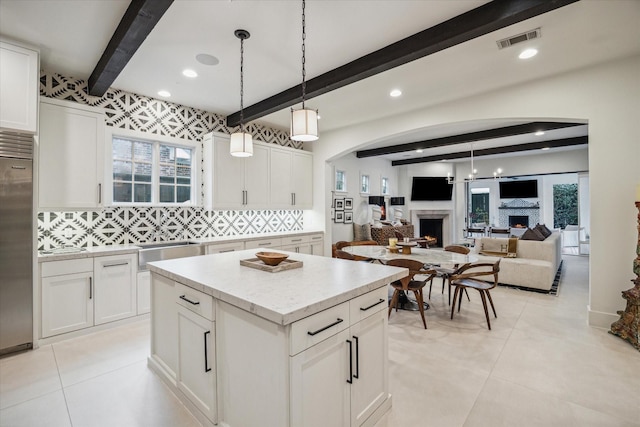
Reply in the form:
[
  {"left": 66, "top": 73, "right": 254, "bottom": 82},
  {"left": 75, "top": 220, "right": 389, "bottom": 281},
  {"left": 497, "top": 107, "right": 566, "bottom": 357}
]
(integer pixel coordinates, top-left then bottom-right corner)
[
  {"left": 391, "top": 136, "right": 588, "bottom": 166},
  {"left": 227, "top": 0, "right": 580, "bottom": 127},
  {"left": 357, "top": 122, "right": 583, "bottom": 158},
  {"left": 88, "top": 0, "right": 174, "bottom": 97}
]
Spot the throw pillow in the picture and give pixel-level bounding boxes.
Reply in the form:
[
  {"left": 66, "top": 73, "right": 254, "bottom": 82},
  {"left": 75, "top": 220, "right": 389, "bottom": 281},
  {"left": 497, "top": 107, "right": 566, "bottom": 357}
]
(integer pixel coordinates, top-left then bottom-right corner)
[
  {"left": 353, "top": 223, "right": 372, "bottom": 241},
  {"left": 520, "top": 227, "right": 545, "bottom": 241},
  {"left": 536, "top": 223, "right": 552, "bottom": 237}
]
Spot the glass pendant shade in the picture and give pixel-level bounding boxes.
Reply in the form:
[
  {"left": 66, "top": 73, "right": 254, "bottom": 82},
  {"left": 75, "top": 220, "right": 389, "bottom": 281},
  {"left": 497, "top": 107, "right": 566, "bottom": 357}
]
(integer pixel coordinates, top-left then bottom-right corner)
[
  {"left": 229, "top": 131, "right": 253, "bottom": 157},
  {"left": 290, "top": 108, "right": 319, "bottom": 142}
]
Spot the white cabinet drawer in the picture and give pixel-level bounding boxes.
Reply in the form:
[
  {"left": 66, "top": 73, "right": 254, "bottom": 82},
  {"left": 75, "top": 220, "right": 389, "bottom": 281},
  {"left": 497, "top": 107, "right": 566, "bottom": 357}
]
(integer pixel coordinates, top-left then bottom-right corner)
[
  {"left": 205, "top": 241, "right": 245, "bottom": 254},
  {"left": 308, "top": 233, "right": 323, "bottom": 242},
  {"left": 349, "top": 286, "right": 388, "bottom": 324},
  {"left": 290, "top": 302, "right": 350, "bottom": 356},
  {"left": 281, "top": 235, "right": 310, "bottom": 246},
  {"left": 175, "top": 283, "right": 214, "bottom": 321},
  {"left": 244, "top": 238, "right": 282, "bottom": 250},
  {"left": 41, "top": 258, "right": 93, "bottom": 277}
]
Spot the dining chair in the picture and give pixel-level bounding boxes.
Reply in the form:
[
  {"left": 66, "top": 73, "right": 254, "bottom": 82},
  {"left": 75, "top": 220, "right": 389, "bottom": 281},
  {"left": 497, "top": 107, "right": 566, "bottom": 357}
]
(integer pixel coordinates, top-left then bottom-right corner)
[
  {"left": 385, "top": 258, "right": 436, "bottom": 329},
  {"left": 449, "top": 259, "right": 501, "bottom": 330},
  {"left": 428, "top": 245, "right": 471, "bottom": 305},
  {"left": 335, "top": 249, "right": 357, "bottom": 260},
  {"left": 334, "top": 240, "right": 377, "bottom": 261}
]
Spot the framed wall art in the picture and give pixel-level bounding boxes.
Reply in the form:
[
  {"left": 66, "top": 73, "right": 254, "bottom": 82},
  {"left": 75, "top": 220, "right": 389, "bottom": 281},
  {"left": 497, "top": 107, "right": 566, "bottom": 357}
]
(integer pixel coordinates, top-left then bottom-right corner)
[
  {"left": 335, "top": 198, "right": 345, "bottom": 211},
  {"left": 344, "top": 211, "right": 353, "bottom": 224},
  {"left": 344, "top": 198, "right": 353, "bottom": 209},
  {"left": 335, "top": 211, "right": 345, "bottom": 223}
]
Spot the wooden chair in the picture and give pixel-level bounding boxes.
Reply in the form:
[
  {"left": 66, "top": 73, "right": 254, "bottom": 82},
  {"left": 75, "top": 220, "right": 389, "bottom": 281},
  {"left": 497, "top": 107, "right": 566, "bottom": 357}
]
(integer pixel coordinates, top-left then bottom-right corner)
[
  {"left": 449, "top": 259, "right": 501, "bottom": 330},
  {"left": 385, "top": 259, "right": 436, "bottom": 329},
  {"left": 428, "top": 245, "right": 471, "bottom": 305},
  {"left": 335, "top": 249, "right": 357, "bottom": 260},
  {"left": 333, "top": 240, "right": 377, "bottom": 261}
]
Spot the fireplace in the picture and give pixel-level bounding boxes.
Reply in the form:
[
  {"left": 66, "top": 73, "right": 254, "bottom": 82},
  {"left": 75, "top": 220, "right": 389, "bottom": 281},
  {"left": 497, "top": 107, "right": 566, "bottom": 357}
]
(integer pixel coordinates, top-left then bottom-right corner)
[
  {"left": 410, "top": 210, "right": 452, "bottom": 247},
  {"left": 420, "top": 219, "right": 443, "bottom": 248},
  {"left": 509, "top": 215, "right": 529, "bottom": 228}
]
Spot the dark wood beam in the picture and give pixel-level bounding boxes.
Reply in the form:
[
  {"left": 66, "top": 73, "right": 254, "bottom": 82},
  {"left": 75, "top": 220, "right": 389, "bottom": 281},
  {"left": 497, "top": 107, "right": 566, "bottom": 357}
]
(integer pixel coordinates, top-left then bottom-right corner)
[
  {"left": 391, "top": 136, "right": 588, "bottom": 166},
  {"left": 88, "top": 0, "right": 174, "bottom": 96},
  {"left": 357, "top": 122, "right": 583, "bottom": 158},
  {"left": 227, "top": 0, "right": 580, "bottom": 127}
]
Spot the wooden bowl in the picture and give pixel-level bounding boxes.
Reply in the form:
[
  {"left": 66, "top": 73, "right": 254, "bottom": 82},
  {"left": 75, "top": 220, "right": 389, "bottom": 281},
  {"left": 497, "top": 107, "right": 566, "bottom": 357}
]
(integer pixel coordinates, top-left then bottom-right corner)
[{"left": 255, "top": 251, "right": 289, "bottom": 266}]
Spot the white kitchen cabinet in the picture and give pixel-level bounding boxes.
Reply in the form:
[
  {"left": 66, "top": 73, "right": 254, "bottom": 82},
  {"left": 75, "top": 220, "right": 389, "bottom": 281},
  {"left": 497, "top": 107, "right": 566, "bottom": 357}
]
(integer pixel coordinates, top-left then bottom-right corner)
[
  {"left": 93, "top": 254, "right": 137, "bottom": 325},
  {"left": 310, "top": 233, "right": 324, "bottom": 256},
  {"left": 280, "top": 235, "right": 312, "bottom": 254},
  {"left": 205, "top": 133, "right": 269, "bottom": 209},
  {"left": 150, "top": 272, "right": 178, "bottom": 381},
  {"left": 137, "top": 271, "right": 151, "bottom": 315},
  {"left": 244, "top": 237, "right": 282, "bottom": 250},
  {"left": 0, "top": 41, "right": 39, "bottom": 133},
  {"left": 177, "top": 304, "right": 216, "bottom": 423},
  {"left": 38, "top": 97, "right": 105, "bottom": 209},
  {"left": 40, "top": 258, "right": 94, "bottom": 338},
  {"left": 269, "top": 147, "right": 313, "bottom": 209},
  {"left": 205, "top": 241, "right": 245, "bottom": 254}
]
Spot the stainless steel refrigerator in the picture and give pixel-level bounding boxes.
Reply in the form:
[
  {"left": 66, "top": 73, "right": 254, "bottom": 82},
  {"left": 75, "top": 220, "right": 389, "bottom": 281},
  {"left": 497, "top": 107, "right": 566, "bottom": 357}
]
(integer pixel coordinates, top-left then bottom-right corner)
[{"left": 0, "top": 131, "right": 33, "bottom": 356}]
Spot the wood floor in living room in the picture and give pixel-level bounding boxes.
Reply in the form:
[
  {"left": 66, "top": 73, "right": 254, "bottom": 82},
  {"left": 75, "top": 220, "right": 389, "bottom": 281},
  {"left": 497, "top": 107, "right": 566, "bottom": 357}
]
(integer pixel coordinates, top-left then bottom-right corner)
[{"left": 1, "top": 255, "right": 638, "bottom": 427}]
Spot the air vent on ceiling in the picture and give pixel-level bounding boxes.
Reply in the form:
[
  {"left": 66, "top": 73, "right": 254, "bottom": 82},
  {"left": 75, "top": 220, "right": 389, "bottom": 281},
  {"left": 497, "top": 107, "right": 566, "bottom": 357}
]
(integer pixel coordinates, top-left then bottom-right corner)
[{"left": 496, "top": 28, "right": 541, "bottom": 49}]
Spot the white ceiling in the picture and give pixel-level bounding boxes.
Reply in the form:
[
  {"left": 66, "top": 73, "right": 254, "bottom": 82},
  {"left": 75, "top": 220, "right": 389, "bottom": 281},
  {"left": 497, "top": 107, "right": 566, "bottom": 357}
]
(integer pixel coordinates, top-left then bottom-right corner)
[{"left": 1, "top": 0, "right": 639, "bottom": 161}]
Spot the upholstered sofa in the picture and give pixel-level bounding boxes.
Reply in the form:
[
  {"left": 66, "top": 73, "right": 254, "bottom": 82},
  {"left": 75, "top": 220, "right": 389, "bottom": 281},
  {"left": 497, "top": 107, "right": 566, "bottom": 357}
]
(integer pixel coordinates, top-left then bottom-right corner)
[
  {"left": 370, "top": 224, "right": 415, "bottom": 246},
  {"left": 470, "top": 232, "right": 562, "bottom": 291}
]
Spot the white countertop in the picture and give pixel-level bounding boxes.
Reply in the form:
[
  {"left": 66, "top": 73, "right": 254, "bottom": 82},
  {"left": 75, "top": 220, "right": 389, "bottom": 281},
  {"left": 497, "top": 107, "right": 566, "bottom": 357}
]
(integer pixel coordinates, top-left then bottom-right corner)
[
  {"left": 37, "top": 245, "right": 141, "bottom": 262},
  {"left": 148, "top": 249, "right": 406, "bottom": 326}
]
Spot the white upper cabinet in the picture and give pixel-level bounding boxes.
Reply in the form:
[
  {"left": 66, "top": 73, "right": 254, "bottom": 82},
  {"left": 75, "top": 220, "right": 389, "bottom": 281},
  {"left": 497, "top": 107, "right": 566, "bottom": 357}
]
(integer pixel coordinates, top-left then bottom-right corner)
[
  {"left": 0, "top": 41, "right": 39, "bottom": 133},
  {"left": 270, "top": 147, "right": 313, "bottom": 209},
  {"left": 38, "top": 98, "right": 105, "bottom": 209},
  {"left": 204, "top": 133, "right": 312, "bottom": 210},
  {"left": 206, "top": 133, "right": 269, "bottom": 209}
]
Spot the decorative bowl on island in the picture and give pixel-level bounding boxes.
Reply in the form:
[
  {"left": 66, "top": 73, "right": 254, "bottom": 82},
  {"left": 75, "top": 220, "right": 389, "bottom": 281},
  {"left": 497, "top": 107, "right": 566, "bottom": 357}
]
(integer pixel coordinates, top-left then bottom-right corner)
[{"left": 255, "top": 252, "right": 289, "bottom": 266}]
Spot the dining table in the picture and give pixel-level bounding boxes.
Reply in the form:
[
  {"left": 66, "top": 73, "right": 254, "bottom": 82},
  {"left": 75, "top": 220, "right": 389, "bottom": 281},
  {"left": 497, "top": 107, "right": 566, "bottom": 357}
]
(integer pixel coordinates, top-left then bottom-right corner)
[{"left": 343, "top": 245, "right": 478, "bottom": 311}]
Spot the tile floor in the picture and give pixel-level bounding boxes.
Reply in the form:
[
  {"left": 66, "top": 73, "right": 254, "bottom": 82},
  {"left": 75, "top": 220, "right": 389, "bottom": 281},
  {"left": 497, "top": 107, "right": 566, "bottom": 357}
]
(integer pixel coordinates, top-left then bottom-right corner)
[{"left": 1, "top": 255, "right": 638, "bottom": 427}]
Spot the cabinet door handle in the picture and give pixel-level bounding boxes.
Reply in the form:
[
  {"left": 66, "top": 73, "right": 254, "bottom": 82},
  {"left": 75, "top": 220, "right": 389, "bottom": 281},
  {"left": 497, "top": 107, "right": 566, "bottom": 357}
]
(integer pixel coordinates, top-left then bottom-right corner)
[
  {"left": 102, "top": 262, "right": 128, "bottom": 268},
  {"left": 307, "top": 318, "right": 343, "bottom": 336},
  {"left": 204, "top": 330, "right": 212, "bottom": 372},
  {"left": 98, "top": 183, "right": 102, "bottom": 204},
  {"left": 291, "top": 239, "right": 302, "bottom": 242},
  {"left": 89, "top": 277, "right": 92, "bottom": 299},
  {"left": 262, "top": 242, "right": 271, "bottom": 246},
  {"left": 219, "top": 249, "right": 235, "bottom": 253},
  {"left": 179, "top": 295, "right": 200, "bottom": 305},
  {"left": 353, "top": 336, "right": 359, "bottom": 379},
  {"left": 346, "top": 339, "right": 353, "bottom": 384},
  {"left": 360, "top": 298, "right": 385, "bottom": 312}
]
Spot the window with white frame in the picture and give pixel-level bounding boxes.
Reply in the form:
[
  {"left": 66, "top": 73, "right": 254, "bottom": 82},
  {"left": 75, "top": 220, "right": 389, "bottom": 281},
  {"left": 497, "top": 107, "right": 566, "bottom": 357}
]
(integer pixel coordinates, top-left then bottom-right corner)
[
  {"left": 111, "top": 135, "right": 195, "bottom": 205},
  {"left": 335, "top": 169, "right": 346, "bottom": 192},
  {"left": 381, "top": 177, "right": 389, "bottom": 195},
  {"left": 360, "top": 174, "right": 370, "bottom": 194}
]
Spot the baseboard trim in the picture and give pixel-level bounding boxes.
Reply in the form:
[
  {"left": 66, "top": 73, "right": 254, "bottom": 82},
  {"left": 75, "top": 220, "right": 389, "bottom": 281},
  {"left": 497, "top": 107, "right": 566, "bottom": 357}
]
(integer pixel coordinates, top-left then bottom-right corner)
[{"left": 587, "top": 306, "right": 619, "bottom": 329}]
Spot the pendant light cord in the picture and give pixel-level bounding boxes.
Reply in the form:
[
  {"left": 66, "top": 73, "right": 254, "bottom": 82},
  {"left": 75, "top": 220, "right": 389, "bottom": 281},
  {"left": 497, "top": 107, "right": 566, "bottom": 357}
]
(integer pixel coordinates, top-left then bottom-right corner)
[
  {"left": 239, "top": 35, "right": 245, "bottom": 133},
  {"left": 301, "top": 0, "right": 307, "bottom": 109}
]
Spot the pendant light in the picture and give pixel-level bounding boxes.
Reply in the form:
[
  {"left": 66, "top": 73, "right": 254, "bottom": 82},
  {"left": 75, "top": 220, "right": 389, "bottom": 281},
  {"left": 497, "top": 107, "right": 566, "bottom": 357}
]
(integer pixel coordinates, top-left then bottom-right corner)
[
  {"left": 230, "top": 29, "right": 253, "bottom": 157},
  {"left": 290, "top": 0, "right": 319, "bottom": 142}
]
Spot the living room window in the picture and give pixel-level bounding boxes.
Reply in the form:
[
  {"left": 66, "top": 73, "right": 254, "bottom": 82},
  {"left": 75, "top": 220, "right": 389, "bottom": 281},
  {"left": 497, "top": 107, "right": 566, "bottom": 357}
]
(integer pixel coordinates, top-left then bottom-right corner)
[
  {"left": 110, "top": 134, "right": 196, "bottom": 205},
  {"left": 381, "top": 177, "right": 389, "bottom": 195},
  {"left": 335, "top": 169, "right": 346, "bottom": 192},
  {"left": 360, "top": 174, "right": 370, "bottom": 194}
]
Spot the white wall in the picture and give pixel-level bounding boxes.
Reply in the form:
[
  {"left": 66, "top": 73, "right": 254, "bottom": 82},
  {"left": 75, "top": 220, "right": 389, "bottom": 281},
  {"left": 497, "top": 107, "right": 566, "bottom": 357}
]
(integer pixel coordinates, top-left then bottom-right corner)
[
  {"left": 309, "top": 54, "right": 640, "bottom": 328},
  {"left": 328, "top": 153, "right": 398, "bottom": 242}
]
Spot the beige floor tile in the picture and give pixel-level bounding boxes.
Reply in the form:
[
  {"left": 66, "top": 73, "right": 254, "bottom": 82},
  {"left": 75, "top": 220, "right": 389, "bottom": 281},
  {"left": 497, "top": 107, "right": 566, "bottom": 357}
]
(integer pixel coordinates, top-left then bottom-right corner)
[
  {"left": 491, "top": 328, "right": 640, "bottom": 424},
  {"left": 0, "top": 345, "right": 62, "bottom": 409},
  {"left": 64, "top": 360, "right": 200, "bottom": 427},
  {"left": 52, "top": 320, "right": 150, "bottom": 387},
  {"left": 464, "top": 377, "right": 638, "bottom": 427},
  {"left": 0, "top": 390, "right": 71, "bottom": 427}
]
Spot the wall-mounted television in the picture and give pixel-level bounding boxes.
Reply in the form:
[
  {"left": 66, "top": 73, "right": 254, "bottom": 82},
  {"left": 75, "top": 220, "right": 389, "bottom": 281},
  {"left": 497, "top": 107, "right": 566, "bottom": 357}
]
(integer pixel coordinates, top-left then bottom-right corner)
[
  {"left": 410, "top": 177, "right": 453, "bottom": 201},
  {"left": 499, "top": 180, "right": 538, "bottom": 199}
]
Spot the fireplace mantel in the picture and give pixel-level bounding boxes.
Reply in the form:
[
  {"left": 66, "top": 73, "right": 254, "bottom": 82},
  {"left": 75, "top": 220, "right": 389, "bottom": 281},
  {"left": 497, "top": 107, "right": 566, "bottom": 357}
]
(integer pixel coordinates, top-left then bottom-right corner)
[{"left": 410, "top": 210, "right": 453, "bottom": 247}]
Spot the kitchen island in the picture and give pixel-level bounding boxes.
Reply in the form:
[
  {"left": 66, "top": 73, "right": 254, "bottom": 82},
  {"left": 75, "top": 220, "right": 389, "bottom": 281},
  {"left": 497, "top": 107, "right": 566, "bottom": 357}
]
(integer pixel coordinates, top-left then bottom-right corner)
[{"left": 147, "top": 248, "right": 406, "bottom": 427}]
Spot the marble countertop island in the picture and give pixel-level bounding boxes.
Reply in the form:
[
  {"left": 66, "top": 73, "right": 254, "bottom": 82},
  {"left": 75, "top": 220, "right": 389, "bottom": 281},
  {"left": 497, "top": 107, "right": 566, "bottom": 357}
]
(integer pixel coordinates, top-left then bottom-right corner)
[{"left": 148, "top": 248, "right": 406, "bottom": 325}]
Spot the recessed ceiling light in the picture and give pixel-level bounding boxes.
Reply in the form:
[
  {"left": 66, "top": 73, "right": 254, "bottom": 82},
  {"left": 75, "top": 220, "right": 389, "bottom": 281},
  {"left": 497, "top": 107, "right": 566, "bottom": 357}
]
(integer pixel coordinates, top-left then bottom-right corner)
[
  {"left": 416, "top": 149, "right": 423, "bottom": 153},
  {"left": 182, "top": 69, "right": 198, "bottom": 78},
  {"left": 541, "top": 147, "right": 550, "bottom": 151},
  {"left": 535, "top": 131, "right": 545, "bottom": 136},
  {"left": 157, "top": 90, "right": 171, "bottom": 98},
  {"left": 519, "top": 48, "right": 538, "bottom": 59},
  {"left": 390, "top": 89, "right": 402, "bottom": 97},
  {"left": 196, "top": 53, "right": 219, "bottom": 66}
]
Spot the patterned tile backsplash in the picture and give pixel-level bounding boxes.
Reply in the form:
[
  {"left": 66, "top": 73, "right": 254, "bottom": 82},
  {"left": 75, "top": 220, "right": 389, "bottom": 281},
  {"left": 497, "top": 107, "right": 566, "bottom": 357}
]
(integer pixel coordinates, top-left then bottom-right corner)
[
  {"left": 38, "top": 207, "right": 303, "bottom": 251},
  {"left": 37, "top": 71, "right": 305, "bottom": 251}
]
